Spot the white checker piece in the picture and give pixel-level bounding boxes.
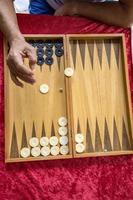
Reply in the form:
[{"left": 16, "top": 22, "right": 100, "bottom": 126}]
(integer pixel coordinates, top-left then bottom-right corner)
[{"left": 20, "top": 147, "right": 30, "bottom": 158}]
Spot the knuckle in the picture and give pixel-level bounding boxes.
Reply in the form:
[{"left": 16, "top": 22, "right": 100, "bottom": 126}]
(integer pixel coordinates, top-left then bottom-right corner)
[
  {"left": 7, "top": 53, "right": 13, "bottom": 62},
  {"left": 15, "top": 64, "right": 23, "bottom": 72},
  {"left": 26, "top": 43, "right": 35, "bottom": 51},
  {"left": 7, "top": 50, "right": 17, "bottom": 61},
  {"left": 31, "top": 57, "right": 37, "bottom": 62},
  {"left": 30, "top": 46, "right": 35, "bottom": 51}
]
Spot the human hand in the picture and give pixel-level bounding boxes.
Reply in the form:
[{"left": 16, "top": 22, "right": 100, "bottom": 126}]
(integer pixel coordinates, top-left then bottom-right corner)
[
  {"left": 7, "top": 38, "right": 37, "bottom": 87},
  {"left": 54, "top": 1, "right": 78, "bottom": 16}
]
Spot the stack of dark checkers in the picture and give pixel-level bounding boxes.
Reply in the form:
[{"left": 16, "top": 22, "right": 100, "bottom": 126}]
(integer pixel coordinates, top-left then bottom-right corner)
[{"left": 28, "top": 39, "right": 64, "bottom": 67}]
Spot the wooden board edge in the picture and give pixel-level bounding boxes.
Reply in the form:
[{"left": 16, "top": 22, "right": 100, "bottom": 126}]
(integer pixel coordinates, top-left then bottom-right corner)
[
  {"left": 5, "top": 150, "right": 133, "bottom": 163},
  {"left": 66, "top": 33, "right": 124, "bottom": 39},
  {"left": 5, "top": 154, "right": 73, "bottom": 163},
  {"left": 3, "top": 37, "right": 9, "bottom": 162},
  {"left": 23, "top": 34, "right": 66, "bottom": 39},
  {"left": 121, "top": 34, "right": 133, "bottom": 147},
  {"left": 75, "top": 151, "right": 133, "bottom": 158}
]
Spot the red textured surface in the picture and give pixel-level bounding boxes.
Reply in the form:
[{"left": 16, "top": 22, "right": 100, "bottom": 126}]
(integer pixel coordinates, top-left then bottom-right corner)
[{"left": 0, "top": 14, "right": 133, "bottom": 200}]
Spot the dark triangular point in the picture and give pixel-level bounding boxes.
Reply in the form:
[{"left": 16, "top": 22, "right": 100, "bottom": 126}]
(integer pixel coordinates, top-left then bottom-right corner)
[
  {"left": 32, "top": 122, "right": 36, "bottom": 137},
  {"left": 113, "top": 39, "right": 120, "bottom": 69},
  {"left": 51, "top": 122, "right": 55, "bottom": 137},
  {"left": 86, "top": 119, "right": 94, "bottom": 152},
  {"left": 104, "top": 118, "right": 112, "bottom": 151},
  {"left": 122, "top": 118, "right": 131, "bottom": 150},
  {"left": 87, "top": 40, "right": 94, "bottom": 69},
  {"left": 113, "top": 118, "right": 121, "bottom": 151},
  {"left": 104, "top": 39, "right": 111, "bottom": 68},
  {"left": 10, "top": 123, "right": 19, "bottom": 158},
  {"left": 95, "top": 119, "right": 103, "bottom": 152},
  {"left": 41, "top": 121, "right": 46, "bottom": 137},
  {"left": 79, "top": 40, "right": 85, "bottom": 70},
  {"left": 70, "top": 40, "right": 77, "bottom": 69},
  {"left": 96, "top": 40, "right": 103, "bottom": 69},
  {"left": 57, "top": 57, "right": 61, "bottom": 71},
  {"left": 21, "top": 122, "right": 28, "bottom": 149},
  {"left": 77, "top": 119, "right": 81, "bottom": 133}
]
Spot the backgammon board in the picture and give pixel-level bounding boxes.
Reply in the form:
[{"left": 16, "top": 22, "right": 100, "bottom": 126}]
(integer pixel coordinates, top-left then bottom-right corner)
[{"left": 4, "top": 34, "right": 133, "bottom": 163}]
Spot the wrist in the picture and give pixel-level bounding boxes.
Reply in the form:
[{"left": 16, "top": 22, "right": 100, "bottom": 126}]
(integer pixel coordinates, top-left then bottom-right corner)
[{"left": 8, "top": 33, "right": 25, "bottom": 46}]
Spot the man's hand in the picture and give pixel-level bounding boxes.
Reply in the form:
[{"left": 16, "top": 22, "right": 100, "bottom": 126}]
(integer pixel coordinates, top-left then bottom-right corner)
[
  {"left": 55, "top": 1, "right": 78, "bottom": 16},
  {"left": 7, "top": 38, "right": 37, "bottom": 87},
  {"left": 55, "top": 0, "right": 133, "bottom": 27}
]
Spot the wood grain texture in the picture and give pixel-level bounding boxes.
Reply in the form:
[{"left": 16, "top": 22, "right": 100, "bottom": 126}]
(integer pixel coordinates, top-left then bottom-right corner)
[
  {"left": 66, "top": 34, "right": 133, "bottom": 158},
  {"left": 4, "top": 34, "right": 133, "bottom": 163},
  {"left": 5, "top": 35, "right": 72, "bottom": 162}
]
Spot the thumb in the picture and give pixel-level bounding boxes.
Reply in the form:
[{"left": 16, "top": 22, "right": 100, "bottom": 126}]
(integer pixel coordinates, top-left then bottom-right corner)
[{"left": 54, "top": 7, "right": 64, "bottom": 16}]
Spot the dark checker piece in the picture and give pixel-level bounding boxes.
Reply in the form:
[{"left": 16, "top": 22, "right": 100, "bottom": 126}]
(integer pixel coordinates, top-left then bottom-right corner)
[
  {"left": 55, "top": 48, "right": 64, "bottom": 57},
  {"left": 37, "top": 52, "right": 44, "bottom": 58},
  {"left": 36, "top": 40, "right": 45, "bottom": 48},
  {"left": 28, "top": 40, "right": 36, "bottom": 47},
  {"left": 37, "top": 54, "right": 44, "bottom": 59},
  {"left": 37, "top": 48, "right": 45, "bottom": 57},
  {"left": 45, "top": 57, "right": 54, "bottom": 65},
  {"left": 37, "top": 57, "right": 45, "bottom": 66},
  {"left": 44, "top": 48, "right": 53, "bottom": 57},
  {"left": 45, "top": 40, "right": 54, "bottom": 48},
  {"left": 55, "top": 40, "right": 63, "bottom": 48}
]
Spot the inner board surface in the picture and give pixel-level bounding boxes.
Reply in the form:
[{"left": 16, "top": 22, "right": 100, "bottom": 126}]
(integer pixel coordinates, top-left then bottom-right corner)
[
  {"left": 5, "top": 36, "right": 72, "bottom": 162},
  {"left": 68, "top": 36, "right": 133, "bottom": 156}
]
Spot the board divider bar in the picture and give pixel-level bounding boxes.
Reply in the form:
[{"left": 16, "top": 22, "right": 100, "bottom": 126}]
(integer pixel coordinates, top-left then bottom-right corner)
[
  {"left": 63, "top": 35, "right": 73, "bottom": 157},
  {"left": 65, "top": 35, "right": 75, "bottom": 157}
]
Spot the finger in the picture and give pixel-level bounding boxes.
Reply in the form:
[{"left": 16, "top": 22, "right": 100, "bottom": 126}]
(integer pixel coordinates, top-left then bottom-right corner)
[
  {"left": 54, "top": 7, "right": 64, "bottom": 16},
  {"left": 25, "top": 48, "right": 37, "bottom": 70},
  {"left": 10, "top": 73, "right": 23, "bottom": 88},
  {"left": 14, "top": 61, "right": 34, "bottom": 76},
  {"left": 11, "top": 68, "right": 36, "bottom": 84},
  {"left": 20, "top": 51, "right": 27, "bottom": 57},
  {"left": 17, "top": 73, "right": 36, "bottom": 85},
  {"left": 9, "top": 62, "right": 36, "bottom": 85},
  {"left": 54, "top": 10, "right": 61, "bottom": 16},
  {"left": 17, "top": 72, "right": 36, "bottom": 83},
  {"left": 54, "top": 11, "right": 58, "bottom": 16},
  {"left": 8, "top": 53, "right": 34, "bottom": 76}
]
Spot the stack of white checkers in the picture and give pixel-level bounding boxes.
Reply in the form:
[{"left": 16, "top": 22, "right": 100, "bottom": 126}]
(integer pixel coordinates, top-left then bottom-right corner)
[
  {"left": 75, "top": 133, "right": 85, "bottom": 153},
  {"left": 20, "top": 117, "right": 69, "bottom": 158}
]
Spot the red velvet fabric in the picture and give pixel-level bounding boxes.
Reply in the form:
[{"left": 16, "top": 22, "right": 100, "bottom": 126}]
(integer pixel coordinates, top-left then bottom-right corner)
[{"left": 0, "top": 14, "right": 133, "bottom": 200}]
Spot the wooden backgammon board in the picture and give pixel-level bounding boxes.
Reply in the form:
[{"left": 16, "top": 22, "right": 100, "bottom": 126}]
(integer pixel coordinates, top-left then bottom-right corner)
[{"left": 4, "top": 34, "right": 133, "bottom": 163}]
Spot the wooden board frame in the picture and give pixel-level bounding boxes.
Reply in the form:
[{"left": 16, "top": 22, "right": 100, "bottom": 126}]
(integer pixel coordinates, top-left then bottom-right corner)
[{"left": 4, "top": 34, "right": 133, "bottom": 163}]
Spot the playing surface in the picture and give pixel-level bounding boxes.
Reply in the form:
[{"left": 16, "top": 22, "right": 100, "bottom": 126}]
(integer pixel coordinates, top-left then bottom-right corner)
[
  {"left": 67, "top": 35, "right": 133, "bottom": 157},
  {"left": 4, "top": 34, "right": 133, "bottom": 163}
]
